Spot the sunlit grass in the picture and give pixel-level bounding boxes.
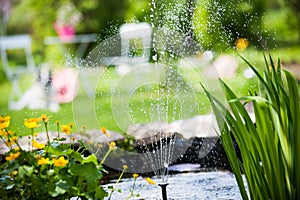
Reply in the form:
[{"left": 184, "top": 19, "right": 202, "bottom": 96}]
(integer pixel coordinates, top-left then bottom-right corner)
[{"left": 5, "top": 46, "right": 300, "bottom": 135}]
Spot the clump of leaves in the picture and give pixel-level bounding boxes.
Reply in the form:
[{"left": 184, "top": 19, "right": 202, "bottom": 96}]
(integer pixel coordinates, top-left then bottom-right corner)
[
  {"left": 0, "top": 114, "right": 112, "bottom": 199},
  {"left": 203, "top": 55, "right": 300, "bottom": 199}
]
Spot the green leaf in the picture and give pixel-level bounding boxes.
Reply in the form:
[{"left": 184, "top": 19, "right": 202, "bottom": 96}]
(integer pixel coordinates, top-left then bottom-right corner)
[
  {"left": 18, "top": 165, "right": 34, "bottom": 179},
  {"left": 203, "top": 54, "right": 300, "bottom": 199},
  {"left": 49, "top": 184, "right": 67, "bottom": 197},
  {"left": 78, "top": 139, "right": 89, "bottom": 150},
  {"left": 82, "top": 154, "right": 98, "bottom": 165},
  {"left": 47, "top": 145, "right": 64, "bottom": 156},
  {"left": 69, "top": 162, "right": 102, "bottom": 191},
  {"left": 70, "top": 150, "right": 84, "bottom": 163},
  {"left": 5, "top": 184, "right": 15, "bottom": 190},
  {"left": 95, "top": 186, "right": 109, "bottom": 199}
]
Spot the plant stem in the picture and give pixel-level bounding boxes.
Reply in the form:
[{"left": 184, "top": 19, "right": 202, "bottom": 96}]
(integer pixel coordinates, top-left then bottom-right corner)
[
  {"left": 44, "top": 122, "right": 50, "bottom": 143},
  {"left": 99, "top": 149, "right": 112, "bottom": 165},
  {"left": 108, "top": 167, "right": 127, "bottom": 200}
]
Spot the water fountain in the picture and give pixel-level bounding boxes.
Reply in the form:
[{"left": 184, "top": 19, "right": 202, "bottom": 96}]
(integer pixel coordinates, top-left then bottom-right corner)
[
  {"left": 74, "top": 25, "right": 229, "bottom": 199},
  {"left": 69, "top": 0, "right": 263, "bottom": 199}
]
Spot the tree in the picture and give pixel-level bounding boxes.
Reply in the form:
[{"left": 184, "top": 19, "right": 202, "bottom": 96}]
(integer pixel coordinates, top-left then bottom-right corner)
[
  {"left": 192, "top": 0, "right": 270, "bottom": 50},
  {"left": 285, "top": 0, "right": 300, "bottom": 42}
]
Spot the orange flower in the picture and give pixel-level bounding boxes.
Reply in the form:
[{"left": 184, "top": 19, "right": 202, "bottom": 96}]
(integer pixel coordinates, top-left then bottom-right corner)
[
  {"left": 40, "top": 114, "right": 50, "bottom": 123},
  {"left": 101, "top": 127, "right": 106, "bottom": 134},
  {"left": 32, "top": 140, "right": 45, "bottom": 149},
  {"left": 24, "top": 118, "right": 41, "bottom": 129},
  {"left": 101, "top": 127, "right": 110, "bottom": 137},
  {"left": 53, "top": 156, "right": 69, "bottom": 167},
  {"left": 235, "top": 38, "right": 249, "bottom": 51},
  {"left": 37, "top": 157, "right": 49, "bottom": 165},
  {"left": 5, "top": 151, "right": 21, "bottom": 161},
  {"left": 145, "top": 177, "right": 156, "bottom": 185},
  {"left": 0, "top": 116, "right": 10, "bottom": 129}
]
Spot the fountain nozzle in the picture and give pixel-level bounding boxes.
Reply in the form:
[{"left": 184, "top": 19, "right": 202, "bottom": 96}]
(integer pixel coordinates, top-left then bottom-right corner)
[{"left": 158, "top": 183, "right": 169, "bottom": 200}]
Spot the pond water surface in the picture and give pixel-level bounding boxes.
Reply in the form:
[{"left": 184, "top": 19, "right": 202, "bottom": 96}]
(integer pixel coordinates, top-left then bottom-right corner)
[{"left": 104, "top": 171, "right": 246, "bottom": 200}]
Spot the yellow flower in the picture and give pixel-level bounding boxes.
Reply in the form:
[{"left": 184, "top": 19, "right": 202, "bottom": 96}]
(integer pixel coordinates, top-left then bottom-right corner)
[
  {"left": 11, "top": 170, "right": 18, "bottom": 176},
  {"left": 24, "top": 118, "right": 41, "bottom": 129},
  {"left": 0, "top": 116, "right": 10, "bottom": 129},
  {"left": 5, "top": 151, "right": 21, "bottom": 161},
  {"left": 0, "top": 129, "right": 5, "bottom": 137},
  {"left": 37, "top": 157, "right": 49, "bottom": 165},
  {"left": 145, "top": 177, "right": 156, "bottom": 185},
  {"left": 69, "top": 123, "right": 74, "bottom": 128},
  {"left": 98, "top": 143, "right": 103, "bottom": 149},
  {"left": 133, "top": 173, "right": 139, "bottom": 179},
  {"left": 5, "top": 136, "right": 18, "bottom": 146},
  {"left": 61, "top": 125, "right": 71, "bottom": 135},
  {"left": 7, "top": 130, "right": 14, "bottom": 136},
  {"left": 123, "top": 165, "right": 128, "bottom": 170},
  {"left": 32, "top": 140, "right": 45, "bottom": 149},
  {"left": 40, "top": 114, "right": 50, "bottom": 123},
  {"left": 108, "top": 141, "right": 116, "bottom": 150},
  {"left": 13, "top": 147, "right": 20, "bottom": 151},
  {"left": 53, "top": 156, "right": 69, "bottom": 167},
  {"left": 235, "top": 38, "right": 249, "bottom": 51}
]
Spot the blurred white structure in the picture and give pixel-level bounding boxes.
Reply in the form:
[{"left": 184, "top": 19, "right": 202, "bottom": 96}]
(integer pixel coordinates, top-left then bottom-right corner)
[
  {"left": 0, "top": 35, "right": 37, "bottom": 99},
  {"left": 0, "top": 34, "right": 58, "bottom": 111},
  {"left": 104, "top": 22, "right": 152, "bottom": 75}
]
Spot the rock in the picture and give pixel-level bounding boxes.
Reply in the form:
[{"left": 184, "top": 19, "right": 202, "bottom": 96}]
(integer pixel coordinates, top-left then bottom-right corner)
[
  {"left": 127, "top": 113, "right": 219, "bottom": 144},
  {"left": 0, "top": 129, "right": 124, "bottom": 155}
]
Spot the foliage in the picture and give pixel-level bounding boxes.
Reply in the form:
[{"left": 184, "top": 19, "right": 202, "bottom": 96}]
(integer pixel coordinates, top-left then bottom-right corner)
[
  {"left": 0, "top": 114, "right": 158, "bottom": 199},
  {"left": 0, "top": 114, "right": 112, "bottom": 199},
  {"left": 192, "top": 0, "right": 272, "bottom": 50},
  {"left": 203, "top": 55, "right": 300, "bottom": 199},
  {"left": 284, "top": 0, "right": 300, "bottom": 41},
  {"left": 6, "top": 0, "right": 129, "bottom": 64}
]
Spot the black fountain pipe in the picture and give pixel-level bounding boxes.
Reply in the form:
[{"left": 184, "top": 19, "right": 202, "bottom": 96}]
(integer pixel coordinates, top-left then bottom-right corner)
[{"left": 158, "top": 183, "right": 169, "bottom": 200}]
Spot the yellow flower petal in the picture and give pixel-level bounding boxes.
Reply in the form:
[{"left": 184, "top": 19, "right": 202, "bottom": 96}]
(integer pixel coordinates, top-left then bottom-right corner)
[
  {"left": 0, "top": 116, "right": 11, "bottom": 129},
  {"left": 24, "top": 118, "right": 41, "bottom": 129},
  {"left": 53, "top": 156, "right": 69, "bottom": 167},
  {"left": 32, "top": 140, "right": 45, "bottom": 149},
  {"left": 61, "top": 125, "right": 72, "bottom": 135},
  {"left": 145, "top": 177, "right": 156, "bottom": 185},
  {"left": 37, "top": 157, "right": 49, "bottom": 165},
  {"left": 40, "top": 114, "right": 50, "bottom": 123},
  {"left": 133, "top": 173, "right": 139, "bottom": 179},
  {"left": 108, "top": 141, "right": 116, "bottom": 150},
  {"left": 5, "top": 151, "right": 20, "bottom": 161}
]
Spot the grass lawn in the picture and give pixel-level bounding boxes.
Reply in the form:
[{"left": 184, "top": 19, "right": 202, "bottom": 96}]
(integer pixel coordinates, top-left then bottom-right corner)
[{"left": 1, "top": 46, "right": 299, "bottom": 136}]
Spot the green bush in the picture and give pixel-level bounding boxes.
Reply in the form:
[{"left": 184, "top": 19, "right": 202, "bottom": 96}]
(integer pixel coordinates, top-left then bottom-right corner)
[{"left": 193, "top": 0, "right": 271, "bottom": 50}]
